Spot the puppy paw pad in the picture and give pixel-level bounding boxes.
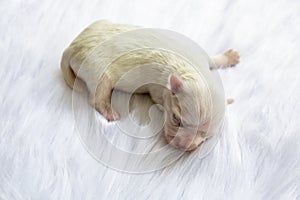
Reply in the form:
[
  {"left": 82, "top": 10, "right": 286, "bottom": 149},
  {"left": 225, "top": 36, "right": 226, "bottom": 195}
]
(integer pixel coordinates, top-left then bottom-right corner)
[{"left": 224, "top": 49, "right": 240, "bottom": 67}]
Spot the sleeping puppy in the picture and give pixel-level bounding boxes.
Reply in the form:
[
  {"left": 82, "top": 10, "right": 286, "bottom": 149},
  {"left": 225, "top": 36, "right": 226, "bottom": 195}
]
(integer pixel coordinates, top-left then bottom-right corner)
[{"left": 61, "top": 20, "right": 240, "bottom": 151}]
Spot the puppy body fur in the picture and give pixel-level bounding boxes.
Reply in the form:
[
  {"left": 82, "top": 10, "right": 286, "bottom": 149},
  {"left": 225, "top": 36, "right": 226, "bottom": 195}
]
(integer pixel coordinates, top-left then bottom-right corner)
[{"left": 61, "top": 20, "right": 240, "bottom": 151}]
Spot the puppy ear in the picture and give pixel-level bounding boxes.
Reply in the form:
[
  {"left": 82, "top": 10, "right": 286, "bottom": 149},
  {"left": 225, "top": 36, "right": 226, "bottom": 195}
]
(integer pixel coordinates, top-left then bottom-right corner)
[{"left": 169, "top": 75, "right": 183, "bottom": 94}]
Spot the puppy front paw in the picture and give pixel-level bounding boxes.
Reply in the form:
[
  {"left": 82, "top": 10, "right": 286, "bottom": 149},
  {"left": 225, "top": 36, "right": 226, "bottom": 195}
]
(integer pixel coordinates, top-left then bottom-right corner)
[
  {"left": 94, "top": 101, "right": 120, "bottom": 121},
  {"left": 224, "top": 49, "right": 240, "bottom": 67},
  {"left": 104, "top": 108, "right": 120, "bottom": 121}
]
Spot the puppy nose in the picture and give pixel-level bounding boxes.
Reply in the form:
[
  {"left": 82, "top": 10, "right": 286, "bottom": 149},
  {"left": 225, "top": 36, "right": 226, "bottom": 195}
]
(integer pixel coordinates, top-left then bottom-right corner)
[
  {"left": 178, "top": 138, "right": 194, "bottom": 149},
  {"left": 169, "top": 135, "right": 196, "bottom": 150}
]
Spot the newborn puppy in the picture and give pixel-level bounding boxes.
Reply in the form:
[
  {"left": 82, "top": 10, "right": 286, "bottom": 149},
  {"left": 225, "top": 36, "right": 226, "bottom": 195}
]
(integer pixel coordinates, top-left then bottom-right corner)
[{"left": 61, "top": 20, "right": 240, "bottom": 151}]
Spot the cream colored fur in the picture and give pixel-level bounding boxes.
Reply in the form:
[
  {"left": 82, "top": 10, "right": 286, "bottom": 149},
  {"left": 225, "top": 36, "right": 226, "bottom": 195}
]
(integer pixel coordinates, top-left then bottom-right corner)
[{"left": 61, "top": 20, "right": 240, "bottom": 151}]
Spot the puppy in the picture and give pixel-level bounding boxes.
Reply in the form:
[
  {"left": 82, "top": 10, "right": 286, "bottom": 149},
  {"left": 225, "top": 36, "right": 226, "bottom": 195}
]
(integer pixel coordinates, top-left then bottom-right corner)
[{"left": 61, "top": 20, "right": 240, "bottom": 151}]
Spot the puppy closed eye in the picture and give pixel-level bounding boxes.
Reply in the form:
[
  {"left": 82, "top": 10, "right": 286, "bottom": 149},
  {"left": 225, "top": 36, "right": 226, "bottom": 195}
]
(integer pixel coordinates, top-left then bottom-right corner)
[{"left": 172, "top": 114, "right": 182, "bottom": 127}]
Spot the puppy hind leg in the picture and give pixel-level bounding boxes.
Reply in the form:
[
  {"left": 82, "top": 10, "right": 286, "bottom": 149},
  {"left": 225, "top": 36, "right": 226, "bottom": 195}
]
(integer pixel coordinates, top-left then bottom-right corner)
[{"left": 210, "top": 49, "right": 240, "bottom": 69}]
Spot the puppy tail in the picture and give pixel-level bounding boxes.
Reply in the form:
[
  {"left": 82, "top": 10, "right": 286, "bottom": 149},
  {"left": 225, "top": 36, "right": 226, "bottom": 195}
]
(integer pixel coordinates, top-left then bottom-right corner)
[
  {"left": 226, "top": 98, "right": 234, "bottom": 105},
  {"left": 61, "top": 58, "right": 85, "bottom": 92}
]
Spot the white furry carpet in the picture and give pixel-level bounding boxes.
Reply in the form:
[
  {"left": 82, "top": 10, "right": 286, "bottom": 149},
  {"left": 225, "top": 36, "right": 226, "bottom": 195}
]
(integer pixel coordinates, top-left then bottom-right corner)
[{"left": 1, "top": 0, "right": 300, "bottom": 199}]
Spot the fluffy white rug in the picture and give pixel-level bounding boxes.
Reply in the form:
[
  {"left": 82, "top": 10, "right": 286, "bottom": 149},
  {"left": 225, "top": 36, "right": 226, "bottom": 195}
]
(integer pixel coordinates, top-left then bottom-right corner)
[{"left": 1, "top": 0, "right": 300, "bottom": 199}]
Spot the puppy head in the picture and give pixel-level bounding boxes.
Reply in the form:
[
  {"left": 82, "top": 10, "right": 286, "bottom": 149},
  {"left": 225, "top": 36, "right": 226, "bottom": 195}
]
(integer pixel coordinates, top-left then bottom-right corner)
[{"left": 163, "top": 75, "right": 212, "bottom": 151}]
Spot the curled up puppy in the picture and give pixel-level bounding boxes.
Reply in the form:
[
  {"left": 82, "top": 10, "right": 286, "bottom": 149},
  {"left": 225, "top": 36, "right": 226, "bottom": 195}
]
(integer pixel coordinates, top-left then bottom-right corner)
[{"left": 61, "top": 20, "right": 240, "bottom": 152}]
